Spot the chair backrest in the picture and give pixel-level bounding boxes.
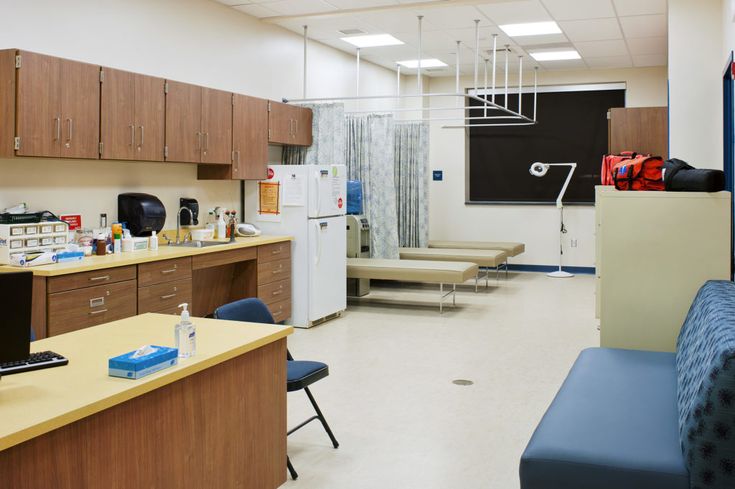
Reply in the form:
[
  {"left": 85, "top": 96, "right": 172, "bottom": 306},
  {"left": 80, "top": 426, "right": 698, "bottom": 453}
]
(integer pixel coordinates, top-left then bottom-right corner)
[
  {"left": 213, "top": 298, "right": 275, "bottom": 324},
  {"left": 676, "top": 280, "right": 735, "bottom": 489}
]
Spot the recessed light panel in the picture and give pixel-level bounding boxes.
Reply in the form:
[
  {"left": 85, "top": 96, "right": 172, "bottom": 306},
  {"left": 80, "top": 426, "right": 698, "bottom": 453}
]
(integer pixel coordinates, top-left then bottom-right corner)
[
  {"left": 341, "top": 34, "right": 404, "bottom": 48},
  {"left": 396, "top": 59, "right": 448, "bottom": 68},
  {"left": 499, "top": 21, "right": 561, "bottom": 37},
  {"left": 530, "top": 50, "right": 581, "bottom": 61}
]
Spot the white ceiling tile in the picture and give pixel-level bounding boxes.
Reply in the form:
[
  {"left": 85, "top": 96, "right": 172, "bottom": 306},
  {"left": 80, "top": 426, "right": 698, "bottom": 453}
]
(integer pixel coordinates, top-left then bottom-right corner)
[
  {"left": 263, "top": 0, "right": 337, "bottom": 16},
  {"left": 214, "top": 0, "right": 252, "bottom": 6},
  {"left": 537, "top": 58, "right": 587, "bottom": 70},
  {"left": 476, "top": 1, "right": 552, "bottom": 25},
  {"left": 541, "top": 0, "right": 616, "bottom": 20},
  {"left": 325, "top": 0, "right": 398, "bottom": 8},
  {"left": 585, "top": 55, "right": 633, "bottom": 68},
  {"left": 232, "top": 3, "right": 278, "bottom": 17},
  {"left": 392, "top": 30, "right": 457, "bottom": 51},
  {"left": 632, "top": 53, "right": 667, "bottom": 67},
  {"left": 278, "top": 17, "right": 379, "bottom": 40},
  {"left": 513, "top": 33, "right": 569, "bottom": 45},
  {"left": 559, "top": 18, "right": 622, "bottom": 42},
  {"left": 358, "top": 10, "right": 440, "bottom": 32},
  {"left": 418, "top": 6, "right": 493, "bottom": 30},
  {"left": 619, "top": 14, "right": 667, "bottom": 38},
  {"left": 626, "top": 36, "right": 667, "bottom": 55},
  {"left": 574, "top": 39, "right": 628, "bottom": 57},
  {"left": 613, "top": 0, "right": 667, "bottom": 16}
]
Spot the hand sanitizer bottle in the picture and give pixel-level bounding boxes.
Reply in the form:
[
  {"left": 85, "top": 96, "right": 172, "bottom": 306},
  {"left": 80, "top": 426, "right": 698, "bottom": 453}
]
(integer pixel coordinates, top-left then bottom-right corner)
[{"left": 175, "top": 303, "right": 196, "bottom": 359}]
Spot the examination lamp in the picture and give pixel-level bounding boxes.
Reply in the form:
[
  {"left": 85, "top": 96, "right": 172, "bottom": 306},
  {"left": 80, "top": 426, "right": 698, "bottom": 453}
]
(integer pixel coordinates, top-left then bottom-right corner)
[{"left": 529, "top": 162, "right": 577, "bottom": 278}]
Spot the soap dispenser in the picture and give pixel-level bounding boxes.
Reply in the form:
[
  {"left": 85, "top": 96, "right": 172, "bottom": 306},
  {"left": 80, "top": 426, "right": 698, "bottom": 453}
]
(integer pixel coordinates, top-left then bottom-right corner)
[{"left": 175, "top": 303, "right": 196, "bottom": 359}]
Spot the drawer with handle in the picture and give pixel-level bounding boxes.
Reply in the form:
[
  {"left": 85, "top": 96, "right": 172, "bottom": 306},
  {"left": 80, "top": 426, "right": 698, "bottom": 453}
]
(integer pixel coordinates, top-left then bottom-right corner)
[
  {"left": 257, "top": 241, "right": 291, "bottom": 264},
  {"left": 268, "top": 299, "right": 291, "bottom": 323},
  {"left": 47, "top": 280, "right": 137, "bottom": 336},
  {"left": 138, "top": 278, "right": 193, "bottom": 314},
  {"left": 138, "top": 257, "right": 192, "bottom": 287},
  {"left": 47, "top": 266, "right": 136, "bottom": 294},
  {"left": 257, "top": 258, "right": 291, "bottom": 285},
  {"left": 257, "top": 278, "right": 291, "bottom": 305}
]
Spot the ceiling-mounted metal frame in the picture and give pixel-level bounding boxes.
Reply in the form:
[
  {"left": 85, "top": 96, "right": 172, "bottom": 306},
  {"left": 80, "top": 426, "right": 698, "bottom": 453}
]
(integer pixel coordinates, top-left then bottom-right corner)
[{"left": 286, "top": 15, "right": 539, "bottom": 128}]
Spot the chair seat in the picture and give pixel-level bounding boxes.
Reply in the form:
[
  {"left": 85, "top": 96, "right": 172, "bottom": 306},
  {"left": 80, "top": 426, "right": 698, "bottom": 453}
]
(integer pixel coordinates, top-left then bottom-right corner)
[
  {"left": 287, "top": 360, "right": 329, "bottom": 392},
  {"left": 520, "top": 348, "right": 689, "bottom": 489}
]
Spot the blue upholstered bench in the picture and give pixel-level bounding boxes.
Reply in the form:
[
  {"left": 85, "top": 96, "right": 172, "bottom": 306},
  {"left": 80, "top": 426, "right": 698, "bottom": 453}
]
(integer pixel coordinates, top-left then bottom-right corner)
[{"left": 520, "top": 280, "right": 735, "bottom": 489}]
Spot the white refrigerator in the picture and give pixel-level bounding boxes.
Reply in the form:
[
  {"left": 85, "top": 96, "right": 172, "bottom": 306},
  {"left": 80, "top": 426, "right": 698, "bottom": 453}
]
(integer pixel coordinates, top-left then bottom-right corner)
[{"left": 245, "top": 164, "right": 346, "bottom": 328}]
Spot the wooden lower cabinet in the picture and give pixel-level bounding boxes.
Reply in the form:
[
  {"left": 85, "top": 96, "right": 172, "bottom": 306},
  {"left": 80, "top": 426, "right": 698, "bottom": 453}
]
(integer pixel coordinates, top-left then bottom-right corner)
[
  {"left": 257, "top": 242, "right": 292, "bottom": 322},
  {"left": 47, "top": 280, "right": 137, "bottom": 336},
  {"left": 138, "top": 278, "right": 192, "bottom": 314}
]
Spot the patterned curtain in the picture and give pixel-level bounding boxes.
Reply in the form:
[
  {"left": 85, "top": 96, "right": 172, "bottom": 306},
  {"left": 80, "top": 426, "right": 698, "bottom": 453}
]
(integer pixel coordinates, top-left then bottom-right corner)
[
  {"left": 395, "top": 122, "right": 430, "bottom": 248},
  {"left": 345, "top": 114, "right": 400, "bottom": 259},
  {"left": 283, "top": 103, "right": 345, "bottom": 166}
]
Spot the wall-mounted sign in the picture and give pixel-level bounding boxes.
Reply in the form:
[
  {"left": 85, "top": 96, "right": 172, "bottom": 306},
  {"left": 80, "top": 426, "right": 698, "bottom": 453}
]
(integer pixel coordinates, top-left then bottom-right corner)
[{"left": 432, "top": 170, "right": 443, "bottom": 181}]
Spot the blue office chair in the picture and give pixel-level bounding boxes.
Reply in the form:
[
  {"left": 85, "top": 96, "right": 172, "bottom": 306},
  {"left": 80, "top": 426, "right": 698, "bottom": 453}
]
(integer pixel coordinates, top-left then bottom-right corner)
[{"left": 213, "top": 298, "right": 339, "bottom": 480}]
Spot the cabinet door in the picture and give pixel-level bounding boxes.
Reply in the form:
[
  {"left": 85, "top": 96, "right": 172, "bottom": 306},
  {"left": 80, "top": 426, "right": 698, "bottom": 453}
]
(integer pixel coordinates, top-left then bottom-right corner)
[
  {"left": 135, "top": 73, "right": 165, "bottom": 161},
  {"left": 100, "top": 68, "right": 135, "bottom": 160},
  {"left": 268, "top": 101, "right": 293, "bottom": 145},
  {"left": 201, "top": 87, "right": 232, "bottom": 164},
  {"left": 292, "top": 106, "right": 313, "bottom": 146},
  {"left": 233, "top": 94, "right": 268, "bottom": 179},
  {"left": 15, "top": 51, "right": 61, "bottom": 157},
  {"left": 165, "top": 80, "right": 201, "bottom": 163},
  {"left": 60, "top": 58, "right": 100, "bottom": 159}
]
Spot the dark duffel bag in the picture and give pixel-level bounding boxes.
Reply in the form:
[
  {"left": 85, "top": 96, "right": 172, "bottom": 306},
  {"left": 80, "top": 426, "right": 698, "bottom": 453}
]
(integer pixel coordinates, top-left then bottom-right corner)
[{"left": 662, "top": 158, "right": 725, "bottom": 192}]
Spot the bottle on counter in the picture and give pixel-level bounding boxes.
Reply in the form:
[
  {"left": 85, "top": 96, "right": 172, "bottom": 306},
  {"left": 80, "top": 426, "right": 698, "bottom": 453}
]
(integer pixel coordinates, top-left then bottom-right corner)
[
  {"left": 175, "top": 303, "right": 196, "bottom": 359},
  {"left": 216, "top": 211, "right": 226, "bottom": 240},
  {"left": 95, "top": 234, "right": 107, "bottom": 256},
  {"left": 150, "top": 230, "right": 159, "bottom": 250},
  {"left": 100, "top": 213, "right": 107, "bottom": 228},
  {"left": 113, "top": 233, "right": 122, "bottom": 254},
  {"left": 228, "top": 211, "right": 237, "bottom": 242}
]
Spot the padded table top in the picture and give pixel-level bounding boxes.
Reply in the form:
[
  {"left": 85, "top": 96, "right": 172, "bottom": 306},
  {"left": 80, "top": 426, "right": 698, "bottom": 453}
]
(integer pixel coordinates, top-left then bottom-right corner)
[
  {"left": 399, "top": 247, "right": 507, "bottom": 267},
  {"left": 346, "top": 258, "right": 478, "bottom": 284},
  {"left": 428, "top": 240, "right": 525, "bottom": 257}
]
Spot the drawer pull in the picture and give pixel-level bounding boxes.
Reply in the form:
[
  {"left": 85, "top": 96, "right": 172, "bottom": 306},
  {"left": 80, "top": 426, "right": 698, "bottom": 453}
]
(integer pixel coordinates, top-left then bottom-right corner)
[
  {"left": 160, "top": 293, "right": 177, "bottom": 300},
  {"left": 272, "top": 269, "right": 284, "bottom": 275},
  {"left": 89, "top": 309, "right": 108, "bottom": 315},
  {"left": 271, "top": 249, "right": 282, "bottom": 255},
  {"left": 272, "top": 290, "right": 283, "bottom": 296},
  {"left": 89, "top": 275, "right": 110, "bottom": 282},
  {"left": 161, "top": 268, "right": 177, "bottom": 274},
  {"left": 90, "top": 297, "right": 105, "bottom": 308}
]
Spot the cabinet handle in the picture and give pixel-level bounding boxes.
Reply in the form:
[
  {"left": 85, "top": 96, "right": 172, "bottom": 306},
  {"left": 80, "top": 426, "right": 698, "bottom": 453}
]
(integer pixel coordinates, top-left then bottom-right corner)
[
  {"left": 66, "top": 118, "right": 73, "bottom": 143},
  {"left": 272, "top": 290, "right": 283, "bottom": 296},
  {"left": 196, "top": 131, "right": 201, "bottom": 150},
  {"left": 234, "top": 150, "right": 240, "bottom": 173},
  {"left": 161, "top": 268, "right": 177, "bottom": 274},
  {"left": 54, "top": 117, "right": 61, "bottom": 141},
  {"left": 204, "top": 132, "right": 209, "bottom": 152},
  {"left": 271, "top": 248, "right": 282, "bottom": 255},
  {"left": 130, "top": 124, "right": 135, "bottom": 146},
  {"left": 294, "top": 119, "right": 298, "bottom": 138},
  {"left": 272, "top": 269, "right": 283, "bottom": 275},
  {"left": 160, "top": 293, "right": 177, "bottom": 300},
  {"left": 139, "top": 125, "right": 144, "bottom": 146},
  {"left": 89, "top": 308, "right": 108, "bottom": 315},
  {"left": 89, "top": 275, "right": 110, "bottom": 282}
]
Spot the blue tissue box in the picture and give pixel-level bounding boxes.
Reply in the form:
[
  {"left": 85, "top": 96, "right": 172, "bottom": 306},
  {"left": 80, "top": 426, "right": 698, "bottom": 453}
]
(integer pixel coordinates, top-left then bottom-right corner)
[
  {"left": 56, "top": 251, "right": 84, "bottom": 263},
  {"left": 108, "top": 346, "right": 178, "bottom": 379}
]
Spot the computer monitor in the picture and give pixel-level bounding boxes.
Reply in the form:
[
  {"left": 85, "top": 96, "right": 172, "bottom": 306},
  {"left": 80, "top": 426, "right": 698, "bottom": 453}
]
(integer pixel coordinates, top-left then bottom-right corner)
[{"left": 0, "top": 271, "right": 32, "bottom": 363}]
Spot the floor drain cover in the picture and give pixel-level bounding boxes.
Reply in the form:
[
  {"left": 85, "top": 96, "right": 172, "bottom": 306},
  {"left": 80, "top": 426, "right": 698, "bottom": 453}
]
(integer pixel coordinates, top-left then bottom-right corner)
[{"left": 452, "top": 379, "right": 474, "bottom": 386}]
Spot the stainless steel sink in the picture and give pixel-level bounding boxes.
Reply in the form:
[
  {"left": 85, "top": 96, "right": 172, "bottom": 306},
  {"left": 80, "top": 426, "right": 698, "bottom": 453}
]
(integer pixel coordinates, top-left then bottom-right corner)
[{"left": 170, "top": 240, "right": 229, "bottom": 248}]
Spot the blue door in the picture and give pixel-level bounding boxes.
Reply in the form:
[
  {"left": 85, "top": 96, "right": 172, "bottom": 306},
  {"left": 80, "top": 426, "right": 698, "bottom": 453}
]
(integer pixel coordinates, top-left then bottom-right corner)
[{"left": 724, "top": 52, "right": 734, "bottom": 278}]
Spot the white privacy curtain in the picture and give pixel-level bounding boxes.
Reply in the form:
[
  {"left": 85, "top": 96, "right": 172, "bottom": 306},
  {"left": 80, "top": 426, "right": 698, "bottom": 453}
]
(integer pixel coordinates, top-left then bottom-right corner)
[
  {"left": 282, "top": 103, "right": 345, "bottom": 166},
  {"left": 395, "top": 122, "right": 430, "bottom": 248},
  {"left": 345, "top": 114, "right": 400, "bottom": 259}
]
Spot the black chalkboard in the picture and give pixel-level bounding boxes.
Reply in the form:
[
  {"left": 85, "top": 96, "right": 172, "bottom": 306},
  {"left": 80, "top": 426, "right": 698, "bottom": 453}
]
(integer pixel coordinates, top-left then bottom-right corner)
[{"left": 468, "top": 88, "right": 625, "bottom": 204}]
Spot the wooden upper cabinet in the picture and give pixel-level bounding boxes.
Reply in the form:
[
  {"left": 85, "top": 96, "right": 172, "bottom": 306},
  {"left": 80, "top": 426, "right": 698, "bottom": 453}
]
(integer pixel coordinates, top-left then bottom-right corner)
[
  {"left": 201, "top": 88, "right": 232, "bottom": 165},
  {"left": 15, "top": 51, "right": 99, "bottom": 159},
  {"left": 267, "top": 102, "right": 312, "bottom": 147},
  {"left": 0, "top": 50, "right": 15, "bottom": 158},
  {"left": 101, "top": 68, "right": 165, "bottom": 161},
  {"left": 198, "top": 94, "right": 268, "bottom": 181},
  {"left": 165, "top": 80, "right": 202, "bottom": 163}
]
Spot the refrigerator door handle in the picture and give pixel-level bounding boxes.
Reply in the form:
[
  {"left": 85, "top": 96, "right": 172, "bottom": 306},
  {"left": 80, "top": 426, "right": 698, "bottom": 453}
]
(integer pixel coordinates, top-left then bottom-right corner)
[
  {"left": 314, "top": 171, "right": 322, "bottom": 216},
  {"left": 314, "top": 221, "right": 323, "bottom": 266}
]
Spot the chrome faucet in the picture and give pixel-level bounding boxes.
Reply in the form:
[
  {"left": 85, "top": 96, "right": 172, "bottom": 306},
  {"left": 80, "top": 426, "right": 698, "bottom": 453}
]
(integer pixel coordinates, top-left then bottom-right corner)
[{"left": 175, "top": 207, "right": 194, "bottom": 245}]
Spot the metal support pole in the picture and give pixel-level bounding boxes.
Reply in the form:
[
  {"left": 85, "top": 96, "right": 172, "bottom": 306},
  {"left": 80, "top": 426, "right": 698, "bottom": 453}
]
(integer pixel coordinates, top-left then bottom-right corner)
[
  {"left": 491, "top": 34, "right": 497, "bottom": 105},
  {"left": 518, "top": 55, "right": 523, "bottom": 116},
  {"left": 303, "top": 25, "right": 308, "bottom": 99},
  {"left": 473, "top": 19, "right": 480, "bottom": 93},
  {"left": 455, "top": 40, "right": 461, "bottom": 107},
  {"left": 483, "top": 58, "right": 488, "bottom": 117},
  {"left": 533, "top": 66, "right": 538, "bottom": 122},
  {"left": 396, "top": 64, "right": 401, "bottom": 109},
  {"left": 504, "top": 45, "right": 509, "bottom": 109},
  {"left": 417, "top": 15, "right": 423, "bottom": 95},
  {"left": 355, "top": 48, "right": 361, "bottom": 97}
]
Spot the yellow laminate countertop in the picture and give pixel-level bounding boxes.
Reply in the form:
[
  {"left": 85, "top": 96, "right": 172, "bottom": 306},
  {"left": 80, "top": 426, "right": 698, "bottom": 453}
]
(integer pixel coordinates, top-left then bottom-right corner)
[
  {"left": 0, "top": 235, "right": 292, "bottom": 277},
  {"left": 0, "top": 313, "right": 292, "bottom": 451}
]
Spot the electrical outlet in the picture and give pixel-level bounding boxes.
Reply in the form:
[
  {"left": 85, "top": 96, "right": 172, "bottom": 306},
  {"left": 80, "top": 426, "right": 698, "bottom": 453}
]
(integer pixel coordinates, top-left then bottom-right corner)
[{"left": 570, "top": 239, "right": 578, "bottom": 248}]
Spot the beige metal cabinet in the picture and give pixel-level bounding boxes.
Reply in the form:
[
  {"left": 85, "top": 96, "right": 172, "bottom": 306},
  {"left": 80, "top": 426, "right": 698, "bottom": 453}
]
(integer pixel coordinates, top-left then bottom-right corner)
[{"left": 596, "top": 187, "right": 731, "bottom": 352}]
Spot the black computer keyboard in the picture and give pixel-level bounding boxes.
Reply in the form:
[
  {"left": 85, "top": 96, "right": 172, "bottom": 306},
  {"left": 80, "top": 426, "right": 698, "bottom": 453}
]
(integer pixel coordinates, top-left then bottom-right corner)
[{"left": 0, "top": 351, "right": 68, "bottom": 375}]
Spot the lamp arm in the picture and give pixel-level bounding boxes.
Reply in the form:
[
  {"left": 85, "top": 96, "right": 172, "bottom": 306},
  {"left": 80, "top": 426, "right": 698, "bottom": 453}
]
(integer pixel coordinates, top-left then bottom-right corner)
[{"left": 555, "top": 163, "right": 576, "bottom": 209}]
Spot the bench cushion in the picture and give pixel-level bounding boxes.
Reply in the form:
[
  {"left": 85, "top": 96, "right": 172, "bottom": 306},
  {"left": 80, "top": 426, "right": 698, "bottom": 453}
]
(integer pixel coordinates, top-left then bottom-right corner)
[
  {"left": 428, "top": 240, "right": 525, "bottom": 257},
  {"left": 346, "top": 258, "right": 478, "bottom": 284},
  {"left": 520, "top": 348, "right": 688, "bottom": 489},
  {"left": 675, "top": 280, "right": 735, "bottom": 489},
  {"left": 399, "top": 248, "right": 507, "bottom": 268}
]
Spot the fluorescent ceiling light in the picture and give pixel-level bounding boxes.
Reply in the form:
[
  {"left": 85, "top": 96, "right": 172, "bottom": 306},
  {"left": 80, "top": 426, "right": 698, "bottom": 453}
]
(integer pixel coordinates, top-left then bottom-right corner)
[
  {"left": 397, "top": 58, "right": 447, "bottom": 69},
  {"left": 499, "top": 21, "right": 561, "bottom": 37},
  {"left": 530, "top": 50, "right": 581, "bottom": 61},
  {"left": 341, "top": 34, "right": 404, "bottom": 48}
]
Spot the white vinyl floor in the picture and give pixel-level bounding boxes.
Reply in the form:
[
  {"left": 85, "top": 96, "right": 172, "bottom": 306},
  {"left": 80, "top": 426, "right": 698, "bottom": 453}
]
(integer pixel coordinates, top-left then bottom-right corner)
[{"left": 284, "top": 272, "right": 598, "bottom": 489}]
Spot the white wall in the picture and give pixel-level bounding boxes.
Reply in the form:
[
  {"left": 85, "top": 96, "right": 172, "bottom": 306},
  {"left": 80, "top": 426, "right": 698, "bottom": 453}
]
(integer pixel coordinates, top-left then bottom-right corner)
[
  {"left": 0, "top": 0, "right": 397, "bottom": 230},
  {"left": 427, "top": 67, "right": 668, "bottom": 268},
  {"left": 725, "top": 0, "right": 735, "bottom": 63},
  {"left": 669, "top": 0, "right": 724, "bottom": 170}
]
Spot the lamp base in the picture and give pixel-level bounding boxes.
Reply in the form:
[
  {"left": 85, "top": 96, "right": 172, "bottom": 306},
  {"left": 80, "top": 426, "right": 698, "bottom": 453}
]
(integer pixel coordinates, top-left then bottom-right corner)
[{"left": 547, "top": 270, "right": 574, "bottom": 278}]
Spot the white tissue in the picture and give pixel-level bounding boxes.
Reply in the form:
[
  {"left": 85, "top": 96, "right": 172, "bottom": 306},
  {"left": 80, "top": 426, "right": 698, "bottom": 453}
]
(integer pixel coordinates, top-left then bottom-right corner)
[{"left": 131, "top": 345, "right": 158, "bottom": 359}]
